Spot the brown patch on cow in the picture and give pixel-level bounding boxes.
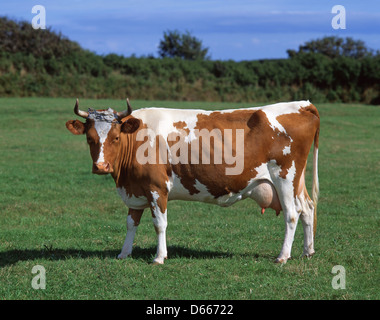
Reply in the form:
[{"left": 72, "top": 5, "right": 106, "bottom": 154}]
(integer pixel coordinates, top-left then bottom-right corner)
[
  {"left": 101, "top": 123, "right": 122, "bottom": 165},
  {"left": 300, "top": 105, "right": 320, "bottom": 149},
  {"left": 85, "top": 121, "right": 102, "bottom": 164},
  {"left": 173, "top": 121, "right": 190, "bottom": 135},
  {"left": 297, "top": 166, "right": 312, "bottom": 201},
  {"left": 129, "top": 208, "right": 144, "bottom": 226},
  {"left": 170, "top": 109, "right": 288, "bottom": 199},
  {"left": 110, "top": 116, "right": 172, "bottom": 213}
]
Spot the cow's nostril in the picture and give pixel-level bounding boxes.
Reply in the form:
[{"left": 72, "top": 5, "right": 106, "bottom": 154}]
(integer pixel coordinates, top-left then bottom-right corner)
[{"left": 93, "top": 162, "right": 112, "bottom": 174}]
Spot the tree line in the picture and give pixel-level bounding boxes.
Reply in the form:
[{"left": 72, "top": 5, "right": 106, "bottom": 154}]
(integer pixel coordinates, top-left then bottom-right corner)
[{"left": 0, "top": 16, "right": 379, "bottom": 104}]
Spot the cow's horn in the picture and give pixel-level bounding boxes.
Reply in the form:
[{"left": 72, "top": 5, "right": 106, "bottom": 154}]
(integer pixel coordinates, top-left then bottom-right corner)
[
  {"left": 74, "top": 99, "right": 89, "bottom": 118},
  {"left": 117, "top": 98, "right": 133, "bottom": 120}
]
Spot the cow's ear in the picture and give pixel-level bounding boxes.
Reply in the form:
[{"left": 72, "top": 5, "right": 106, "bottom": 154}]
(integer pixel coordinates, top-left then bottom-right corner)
[
  {"left": 66, "top": 120, "right": 86, "bottom": 135},
  {"left": 121, "top": 118, "right": 140, "bottom": 134}
]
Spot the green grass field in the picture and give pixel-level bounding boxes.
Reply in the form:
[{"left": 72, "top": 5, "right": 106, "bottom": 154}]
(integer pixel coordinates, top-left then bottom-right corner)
[{"left": 0, "top": 97, "right": 379, "bottom": 300}]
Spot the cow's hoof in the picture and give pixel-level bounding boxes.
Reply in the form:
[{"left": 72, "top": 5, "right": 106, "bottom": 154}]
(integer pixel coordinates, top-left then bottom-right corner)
[
  {"left": 152, "top": 256, "right": 167, "bottom": 265},
  {"left": 117, "top": 253, "right": 130, "bottom": 259},
  {"left": 302, "top": 251, "right": 315, "bottom": 259},
  {"left": 274, "top": 256, "right": 290, "bottom": 264}
]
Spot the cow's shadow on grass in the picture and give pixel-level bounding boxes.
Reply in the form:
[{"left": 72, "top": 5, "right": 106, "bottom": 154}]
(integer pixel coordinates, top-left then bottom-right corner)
[{"left": 0, "top": 245, "right": 265, "bottom": 267}]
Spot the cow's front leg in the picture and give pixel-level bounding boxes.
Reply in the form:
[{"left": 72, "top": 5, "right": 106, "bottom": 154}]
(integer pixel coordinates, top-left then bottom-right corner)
[
  {"left": 149, "top": 190, "right": 168, "bottom": 265},
  {"left": 118, "top": 208, "right": 144, "bottom": 259}
]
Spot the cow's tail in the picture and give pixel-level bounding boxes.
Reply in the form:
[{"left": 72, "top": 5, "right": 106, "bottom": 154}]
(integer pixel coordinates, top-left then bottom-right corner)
[{"left": 312, "top": 128, "right": 319, "bottom": 238}]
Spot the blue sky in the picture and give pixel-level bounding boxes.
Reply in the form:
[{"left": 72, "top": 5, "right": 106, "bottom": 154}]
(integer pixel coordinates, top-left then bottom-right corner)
[{"left": 2, "top": 0, "right": 380, "bottom": 60}]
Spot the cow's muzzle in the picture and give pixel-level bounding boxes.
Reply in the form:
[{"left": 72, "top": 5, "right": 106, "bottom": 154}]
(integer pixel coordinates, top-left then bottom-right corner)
[{"left": 92, "top": 162, "right": 113, "bottom": 174}]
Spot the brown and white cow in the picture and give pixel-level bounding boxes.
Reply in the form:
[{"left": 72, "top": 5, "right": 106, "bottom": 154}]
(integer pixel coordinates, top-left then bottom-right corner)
[{"left": 66, "top": 99, "right": 320, "bottom": 264}]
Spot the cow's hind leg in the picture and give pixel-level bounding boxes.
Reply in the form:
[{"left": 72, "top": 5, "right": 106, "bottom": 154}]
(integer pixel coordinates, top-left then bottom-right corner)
[
  {"left": 276, "top": 202, "right": 300, "bottom": 263},
  {"left": 118, "top": 208, "right": 144, "bottom": 259},
  {"left": 270, "top": 162, "right": 300, "bottom": 263},
  {"left": 296, "top": 189, "right": 315, "bottom": 258}
]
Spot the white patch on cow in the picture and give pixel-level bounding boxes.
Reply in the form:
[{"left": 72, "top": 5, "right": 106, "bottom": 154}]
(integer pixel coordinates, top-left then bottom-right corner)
[
  {"left": 167, "top": 173, "right": 191, "bottom": 201},
  {"left": 215, "top": 190, "right": 245, "bottom": 207},
  {"left": 88, "top": 108, "right": 118, "bottom": 164},
  {"left": 261, "top": 101, "right": 310, "bottom": 134},
  {"left": 167, "top": 174, "right": 217, "bottom": 203},
  {"left": 133, "top": 108, "right": 210, "bottom": 145},
  {"left": 253, "top": 163, "right": 268, "bottom": 180},
  {"left": 150, "top": 190, "right": 160, "bottom": 209},
  {"left": 95, "top": 121, "right": 111, "bottom": 163},
  {"left": 217, "top": 100, "right": 308, "bottom": 115},
  {"left": 295, "top": 191, "right": 313, "bottom": 214},
  {"left": 283, "top": 145, "right": 291, "bottom": 156},
  {"left": 286, "top": 160, "right": 296, "bottom": 185},
  {"left": 117, "top": 187, "right": 149, "bottom": 209},
  {"left": 193, "top": 179, "right": 214, "bottom": 202},
  {"left": 165, "top": 179, "right": 172, "bottom": 193},
  {"left": 262, "top": 159, "right": 296, "bottom": 195},
  {"left": 256, "top": 160, "right": 281, "bottom": 181},
  {"left": 269, "top": 160, "right": 284, "bottom": 181},
  {"left": 263, "top": 111, "right": 286, "bottom": 133}
]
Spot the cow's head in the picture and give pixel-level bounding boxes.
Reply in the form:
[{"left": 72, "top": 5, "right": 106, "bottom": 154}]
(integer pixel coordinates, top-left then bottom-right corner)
[{"left": 66, "top": 99, "right": 140, "bottom": 174}]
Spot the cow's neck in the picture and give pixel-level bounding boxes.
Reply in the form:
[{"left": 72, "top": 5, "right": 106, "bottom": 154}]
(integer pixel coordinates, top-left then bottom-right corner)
[{"left": 112, "top": 132, "right": 136, "bottom": 187}]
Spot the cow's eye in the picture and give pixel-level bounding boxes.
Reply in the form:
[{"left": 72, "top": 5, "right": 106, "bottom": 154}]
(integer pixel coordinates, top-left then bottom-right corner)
[
  {"left": 114, "top": 136, "right": 120, "bottom": 142},
  {"left": 87, "top": 137, "right": 94, "bottom": 144}
]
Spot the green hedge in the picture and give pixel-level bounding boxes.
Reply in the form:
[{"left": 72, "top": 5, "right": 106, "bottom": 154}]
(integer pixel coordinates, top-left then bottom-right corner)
[{"left": 1, "top": 17, "right": 379, "bottom": 104}]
